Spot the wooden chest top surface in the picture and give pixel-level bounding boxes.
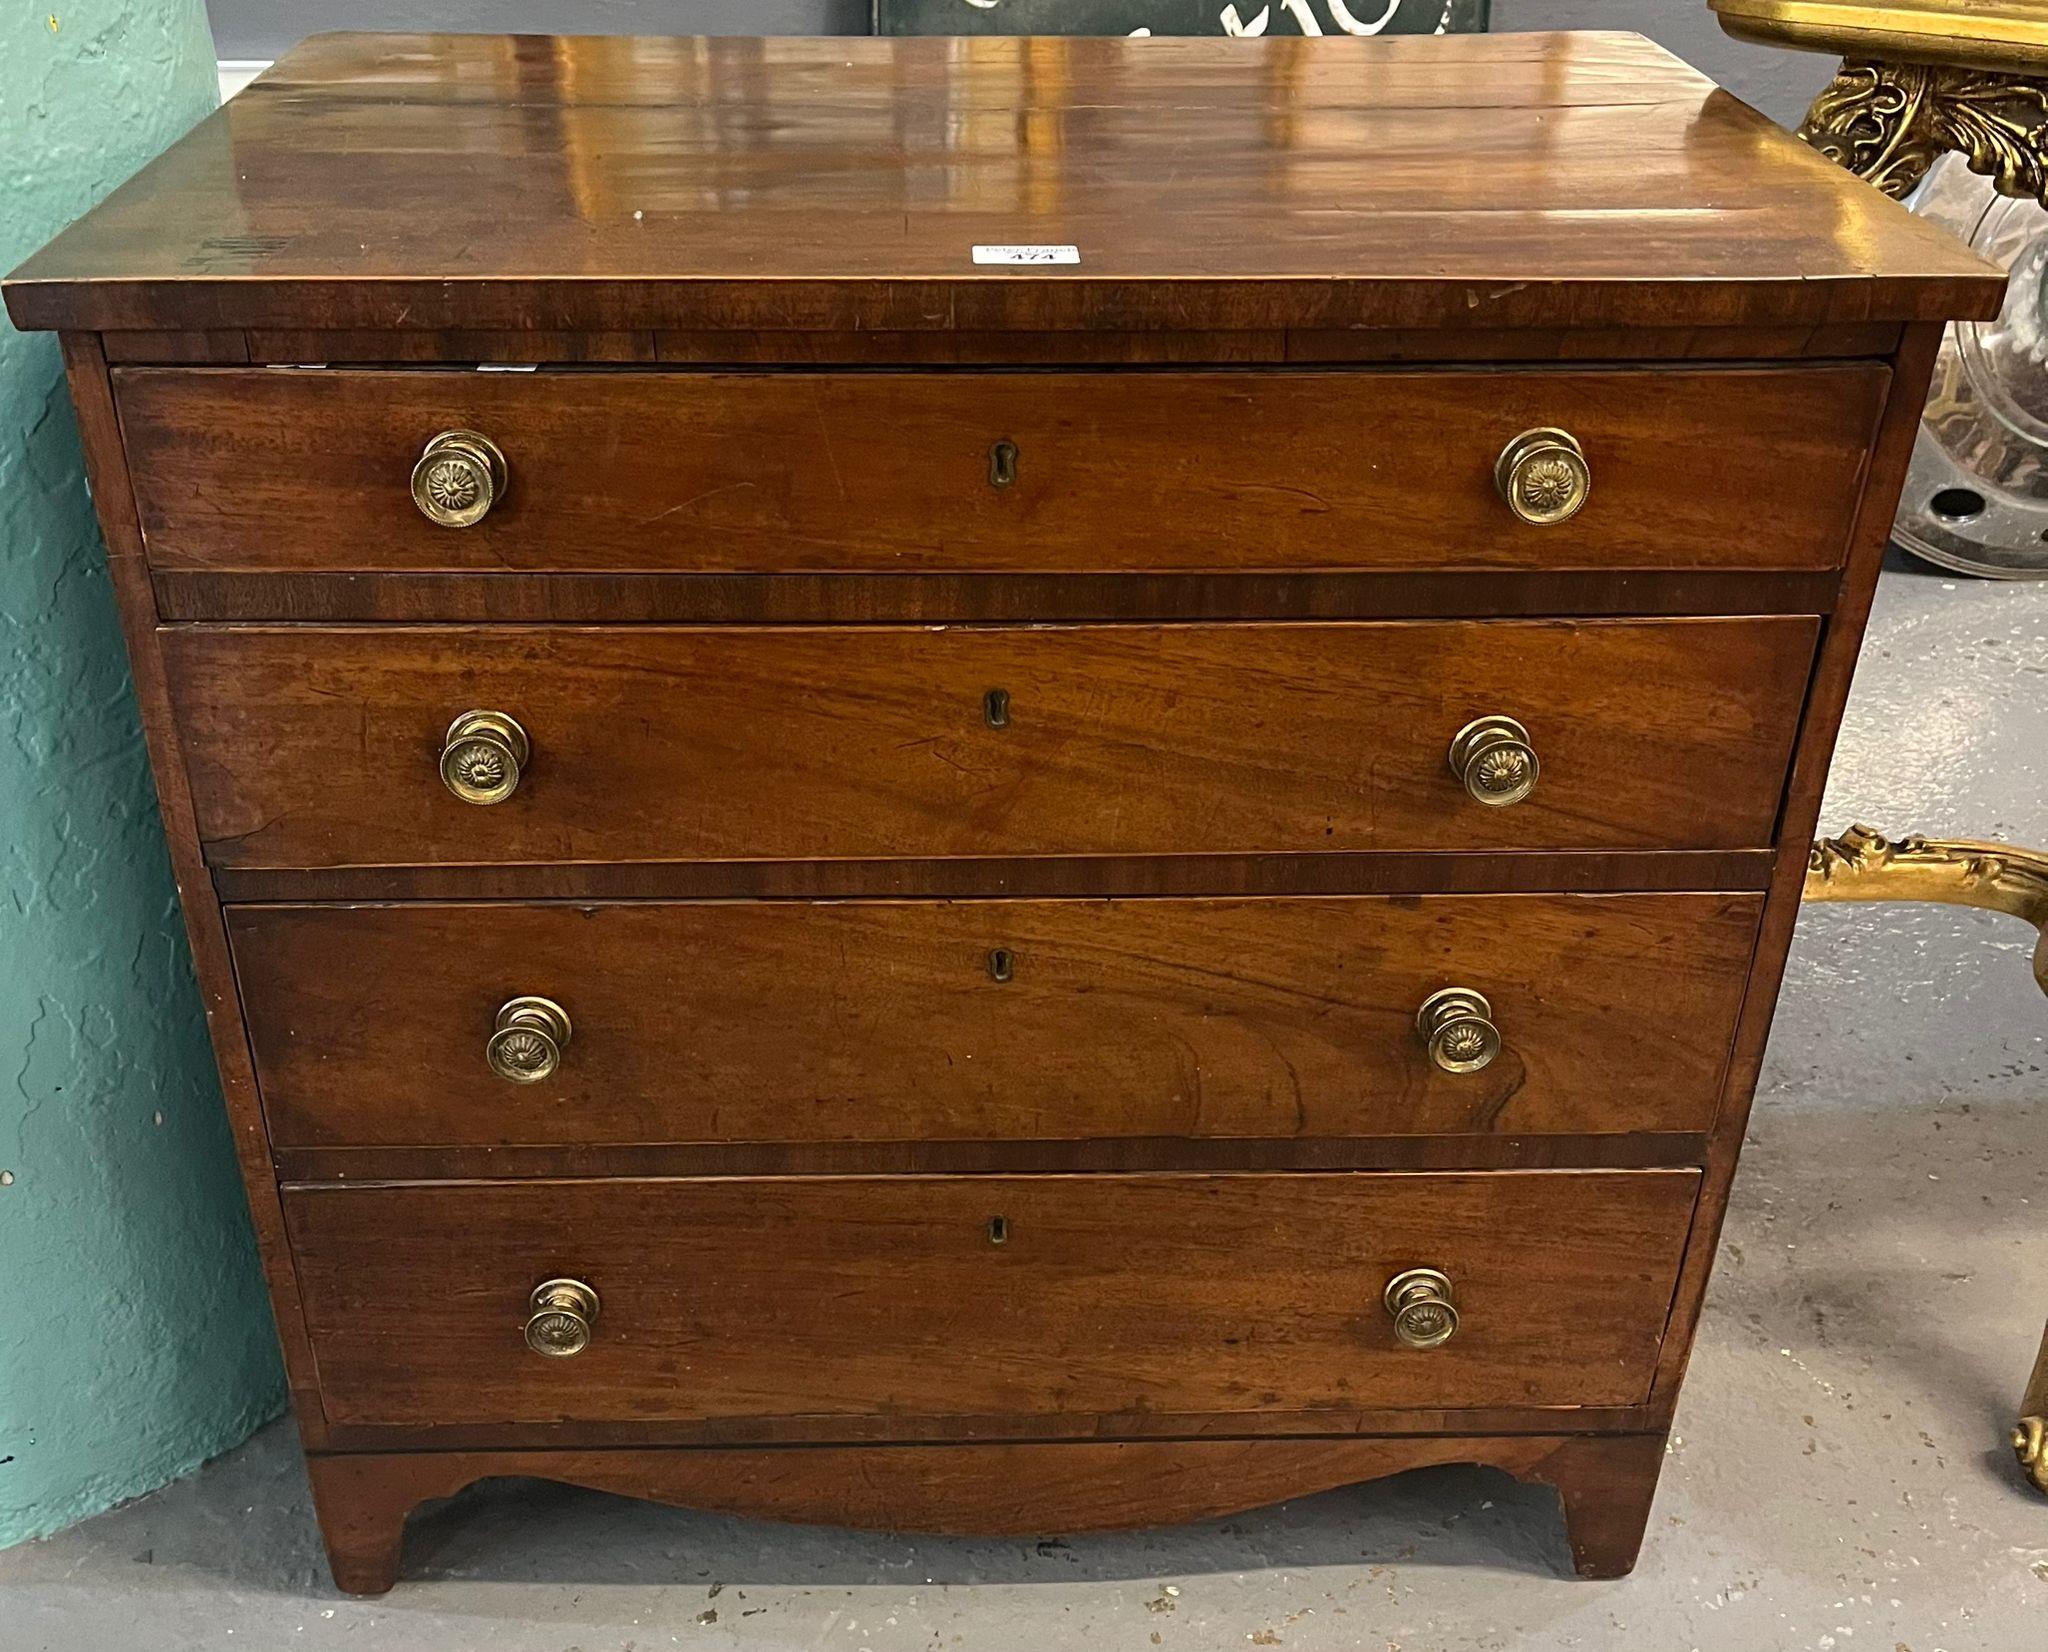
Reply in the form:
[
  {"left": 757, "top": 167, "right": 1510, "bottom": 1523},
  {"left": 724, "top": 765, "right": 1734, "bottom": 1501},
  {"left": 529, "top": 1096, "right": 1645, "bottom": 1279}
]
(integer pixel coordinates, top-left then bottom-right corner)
[{"left": 1, "top": 29, "right": 2003, "bottom": 336}]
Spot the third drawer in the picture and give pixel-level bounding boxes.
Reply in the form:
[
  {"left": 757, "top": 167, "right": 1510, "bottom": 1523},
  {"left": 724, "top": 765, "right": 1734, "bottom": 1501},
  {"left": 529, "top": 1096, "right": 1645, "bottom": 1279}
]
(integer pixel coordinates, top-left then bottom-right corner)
[
  {"left": 164, "top": 618, "right": 1818, "bottom": 868},
  {"left": 230, "top": 892, "right": 1762, "bottom": 1149}
]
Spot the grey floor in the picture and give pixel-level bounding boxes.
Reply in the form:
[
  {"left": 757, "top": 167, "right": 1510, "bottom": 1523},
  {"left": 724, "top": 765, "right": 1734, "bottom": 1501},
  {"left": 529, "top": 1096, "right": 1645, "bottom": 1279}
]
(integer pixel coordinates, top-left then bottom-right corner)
[{"left": 6, "top": 553, "right": 2046, "bottom": 1651}]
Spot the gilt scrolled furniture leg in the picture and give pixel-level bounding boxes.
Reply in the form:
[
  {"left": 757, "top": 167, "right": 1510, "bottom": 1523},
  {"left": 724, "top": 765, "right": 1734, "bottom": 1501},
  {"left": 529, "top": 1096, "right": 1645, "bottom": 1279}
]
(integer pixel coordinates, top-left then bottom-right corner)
[
  {"left": 1709, "top": 3, "right": 2048, "bottom": 206},
  {"left": 1804, "top": 824, "right": 2048, "bottom": 1491},
  {"left": 2018, "top": 1326, "right": 2048, "bottom": 1495},
  {"left": 1798, "top": 61, "right": 2048, "bottom": 206},
  {"left": 1805, "top": 824, "right": 2048, "bottom": 992}
]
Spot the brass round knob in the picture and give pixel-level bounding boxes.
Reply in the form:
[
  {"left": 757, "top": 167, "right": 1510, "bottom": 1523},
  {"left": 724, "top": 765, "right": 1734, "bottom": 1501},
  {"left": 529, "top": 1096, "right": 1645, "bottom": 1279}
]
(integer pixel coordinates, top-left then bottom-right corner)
[
  {"left": 488, "top": 995, "right": 570, "bottom": 1084},
  {"left": 524, "top": 1277, "right": 599, "bottom": 1357},
  {"left": 440, "top": 709, "right": 529, "bottom": 805},
  {"left": 1416, "top": 986, "right": 1501, "bottom": 1074},
  {"left": 1384, "top": 1267, "right": 1459, "bottom": 1350},
  {"left": 411, "top": 429, "right": 507, "bottom": 528},
  {"left": 1448, "top": 714, "right": 1539, "bottom": 808},
  {"left": 1494, "top": 427, "right": 1589, "bottom": 526}
]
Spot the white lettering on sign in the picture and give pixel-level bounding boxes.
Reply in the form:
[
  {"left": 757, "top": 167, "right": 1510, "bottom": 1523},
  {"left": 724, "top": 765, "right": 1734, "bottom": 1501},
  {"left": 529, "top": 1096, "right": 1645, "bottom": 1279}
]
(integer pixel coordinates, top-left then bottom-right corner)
[{"left": 971, "top": 245, "right": 1081, "bottom": 265}]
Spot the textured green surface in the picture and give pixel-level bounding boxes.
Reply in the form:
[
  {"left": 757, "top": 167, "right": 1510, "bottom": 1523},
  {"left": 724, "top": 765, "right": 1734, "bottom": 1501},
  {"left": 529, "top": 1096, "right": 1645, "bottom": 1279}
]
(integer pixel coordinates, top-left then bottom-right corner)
[{"left": 1, "top": 3, "right": 284, "bottom": 1550}]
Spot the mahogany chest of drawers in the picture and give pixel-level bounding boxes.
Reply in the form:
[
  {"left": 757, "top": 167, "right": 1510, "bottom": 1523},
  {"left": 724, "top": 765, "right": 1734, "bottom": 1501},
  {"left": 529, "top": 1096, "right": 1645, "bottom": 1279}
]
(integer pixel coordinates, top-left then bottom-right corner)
[{"left": 4, "top": 29, "right": 2003, "bottom": 1592}]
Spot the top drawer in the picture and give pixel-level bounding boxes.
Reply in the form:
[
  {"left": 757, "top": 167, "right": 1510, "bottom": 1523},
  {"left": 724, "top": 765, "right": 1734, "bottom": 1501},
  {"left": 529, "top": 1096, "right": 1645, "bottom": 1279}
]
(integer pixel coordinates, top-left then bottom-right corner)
[{"left": 114, "top": 366, "right": 1886, "bottom": 576}]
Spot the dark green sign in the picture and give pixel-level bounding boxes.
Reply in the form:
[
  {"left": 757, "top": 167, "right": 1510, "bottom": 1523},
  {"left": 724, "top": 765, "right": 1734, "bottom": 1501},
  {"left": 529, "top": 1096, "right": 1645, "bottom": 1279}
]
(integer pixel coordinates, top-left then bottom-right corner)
[{"left": 875, "top": 0, "right": 1488, "bottom": 35}]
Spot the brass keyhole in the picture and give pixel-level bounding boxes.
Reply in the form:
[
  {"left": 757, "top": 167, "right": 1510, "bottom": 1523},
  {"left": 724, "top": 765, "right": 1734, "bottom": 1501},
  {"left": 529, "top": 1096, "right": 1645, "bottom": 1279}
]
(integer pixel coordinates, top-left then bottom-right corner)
[
  {"left": 988, "top": 440, "right": 1018, "bottom": 488},
  {"left": 988, "top": 1216, "right": 1010, "bottom": 1245},
  {"left": 988, "top": 948, "right": 1014, "bottom": 982},
  {"left": 984, "top": 687, "right": 1011, "bottom": 729}
]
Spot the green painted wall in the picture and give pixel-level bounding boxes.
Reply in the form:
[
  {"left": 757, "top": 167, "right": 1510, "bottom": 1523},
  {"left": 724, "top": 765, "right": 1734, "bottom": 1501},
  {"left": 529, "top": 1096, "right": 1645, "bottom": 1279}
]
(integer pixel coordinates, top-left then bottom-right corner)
[{"left": 1, "top": 2, "right": 284, "bottom": 1548}]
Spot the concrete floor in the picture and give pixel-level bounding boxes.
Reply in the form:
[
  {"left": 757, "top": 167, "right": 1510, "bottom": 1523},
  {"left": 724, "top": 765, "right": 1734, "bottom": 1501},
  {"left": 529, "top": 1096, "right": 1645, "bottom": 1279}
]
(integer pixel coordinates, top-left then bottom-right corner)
[{"left": 5, "top": 553, "right": 2046, "bottom": 1651}]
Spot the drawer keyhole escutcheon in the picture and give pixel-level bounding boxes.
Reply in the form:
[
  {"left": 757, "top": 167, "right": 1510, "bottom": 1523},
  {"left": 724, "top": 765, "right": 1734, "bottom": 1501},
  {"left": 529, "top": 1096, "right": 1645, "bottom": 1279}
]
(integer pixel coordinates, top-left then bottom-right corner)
[
  {"left": 1494, "top": 427, "right": 1589, "bottom": 526},
  {"left": 489, "top": 995, "right": 572, "bottom": 1083},
  {"left": 524, "top": 1277, "right": 600, "bottom": 1357},
  {"left": 988, "top": 439, "right": 1018, "bottom": 488},
  {"left": 440, "top": 710, "right": 530, "bottom": 805},
  {"left": 987, "top": 947, "right": 1015, "bottom": 982},
  {"left": 411, "top": 429, "right": 508, "bottom": 528},
  {"left": 1383, "top": 1267, "right": 1459, "bottom": 1349},
  {"left": 984, "top": 687, "right": 1011, "bottom": 729},
  {"left": 988, "top": 1216, "right": 1010, "bottom": 1245},
  {"left": 1448, "top": 714, "right": 1539, "bottom": 808},
  {"left": 1416, "top": 987, "right": 1501, "bottom": 1074}
]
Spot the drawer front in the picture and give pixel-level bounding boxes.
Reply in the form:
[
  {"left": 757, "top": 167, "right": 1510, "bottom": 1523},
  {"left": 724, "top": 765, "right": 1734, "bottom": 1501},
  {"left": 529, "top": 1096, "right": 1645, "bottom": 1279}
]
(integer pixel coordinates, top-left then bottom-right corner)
[
  {"left": 116, "top": 366, "right": 1885, "bottom": 575},
  {"left": 285, "top": 1171, "right": 1701, "bottom": 1427},
  {"left": 233, "top": 893, "right": 1761, "bottom": 1150},
  {"left": 164, "top": 619, "right": 1817, "bottom": 868}
]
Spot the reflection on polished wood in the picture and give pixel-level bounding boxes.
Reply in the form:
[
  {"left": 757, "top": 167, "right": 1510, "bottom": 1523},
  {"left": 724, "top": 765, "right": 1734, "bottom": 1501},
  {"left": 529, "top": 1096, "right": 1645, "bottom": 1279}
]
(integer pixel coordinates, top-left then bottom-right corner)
[
  {"left": 1713, "top": 1, "right": 2048, "bottom": 204},
  {"left": 1804, "top": 822, "right": 2048, "bottom": 1493},
  {"left": 0, "top": 31, "right": 2001, "bottom": 334}
]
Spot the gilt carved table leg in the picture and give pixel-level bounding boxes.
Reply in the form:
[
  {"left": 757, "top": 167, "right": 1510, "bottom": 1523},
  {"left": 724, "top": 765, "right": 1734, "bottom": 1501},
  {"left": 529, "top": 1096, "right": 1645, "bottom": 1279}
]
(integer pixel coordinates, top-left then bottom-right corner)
[
  {"left": 1798, "top": 60, "right": 2048, "bottom": 205},
  {"left": 2016, "top": 1321, "right": 2048, "bottom": 1495},
  {"left": 1805, "top": 825, "right": 2048, "bottom": 991},
  {"left": 1804, "top": 825, "right": 2048, "bottom": 1493}
]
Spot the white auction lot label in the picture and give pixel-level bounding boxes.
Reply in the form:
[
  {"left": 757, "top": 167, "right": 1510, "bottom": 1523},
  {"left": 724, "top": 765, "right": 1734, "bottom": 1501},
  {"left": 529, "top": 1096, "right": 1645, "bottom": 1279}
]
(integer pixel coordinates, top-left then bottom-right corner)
[{"left": 972, "top": 244, "right": 1081, "bottom": 265}]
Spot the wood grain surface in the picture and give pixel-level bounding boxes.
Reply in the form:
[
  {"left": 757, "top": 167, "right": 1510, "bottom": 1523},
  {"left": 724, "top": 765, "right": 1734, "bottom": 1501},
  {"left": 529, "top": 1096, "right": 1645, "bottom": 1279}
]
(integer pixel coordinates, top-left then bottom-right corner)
[
  {"left": 284, "top": 1171, "right": 1699, "bottom": 1428},
  {"left": 162, "top": 618, "right": 1818, "bottom": 868},
  {"left": 301, "top": 1394, "right": 1662, "bottom": 1455},
  {"left": 2, "top": 33, "right": 2001, "bottom": 334},
  {"left": 147, "top": 566, "right": 1848, "bottom": 627},
  {"left": 115, "top": 366, "right": 1885, "bottom": 575},
  {"left": 231, "top": 892, "right": 1761, "bottom": 1149},
  {"left": 94, "top": 319, "right": 1908, "bottom": 367},
  {"left": 50, "top": 337, "right": 336, "bottom": 1445},
  {"left": 1645, "top": 320, "right": 1957, "bottom": 1410},
  {"left": 274, "top": 1134, "right": 1712, "bottom": 1190},
  {"left": 208, "top": 847, "right": 1779, "bottom": 905},
  {"left": 304, "top": 1430, "right": 1668, "bottom": 1593}
]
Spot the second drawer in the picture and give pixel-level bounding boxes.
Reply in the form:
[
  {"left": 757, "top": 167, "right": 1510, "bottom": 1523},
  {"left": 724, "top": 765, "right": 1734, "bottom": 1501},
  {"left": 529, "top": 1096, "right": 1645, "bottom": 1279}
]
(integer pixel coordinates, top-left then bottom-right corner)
[
  {"left": 231, "top": 892, "right": 1761, "bottom": 1149},
  {"left": 165, "top": 618, "right": 1818, "bottom": 868}
]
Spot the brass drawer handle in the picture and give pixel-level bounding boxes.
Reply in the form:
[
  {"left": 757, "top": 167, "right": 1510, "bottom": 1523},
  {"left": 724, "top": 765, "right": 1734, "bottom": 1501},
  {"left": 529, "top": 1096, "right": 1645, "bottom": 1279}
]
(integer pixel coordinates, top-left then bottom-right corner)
[
  {"left": 488, "top": 995, "right": 570, "bottom": 1083},
  {"left": 1384, "top": 1267, "right": 1459, "bottom": 1350},
  {"left": 1415, "top": 987, "right": 1501, "bottom": 1074},
  {"left": 411, "top": 429, "right": 507, "bottom": 528},
  {"left": 1495, "top": 427, "right": 1589, "bottom": 525},
  {"left": 440, "top": 709, "right": 529, "bottom": 805},
  {"left": 1448, "top": 714, "right": 1539, "bottom": 807},
  {"left": 524, "top": 1277, "right": 599, "bottom": 1357}
]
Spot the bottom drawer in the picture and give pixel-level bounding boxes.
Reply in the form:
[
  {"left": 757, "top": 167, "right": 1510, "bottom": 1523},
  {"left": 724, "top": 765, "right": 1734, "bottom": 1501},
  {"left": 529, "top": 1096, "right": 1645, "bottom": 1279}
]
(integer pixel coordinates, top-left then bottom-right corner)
[{"left": 287, "top": 1171, "right": 1699, "bottom": 1429}]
